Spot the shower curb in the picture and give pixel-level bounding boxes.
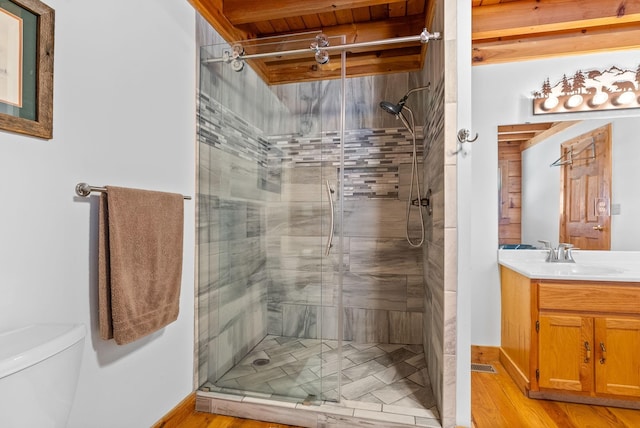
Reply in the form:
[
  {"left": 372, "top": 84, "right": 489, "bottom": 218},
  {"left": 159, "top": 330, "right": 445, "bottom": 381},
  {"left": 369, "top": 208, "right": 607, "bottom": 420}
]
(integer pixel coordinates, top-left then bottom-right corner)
[{"left": 196, "top": 391, "right": 441, "bottom": 428}]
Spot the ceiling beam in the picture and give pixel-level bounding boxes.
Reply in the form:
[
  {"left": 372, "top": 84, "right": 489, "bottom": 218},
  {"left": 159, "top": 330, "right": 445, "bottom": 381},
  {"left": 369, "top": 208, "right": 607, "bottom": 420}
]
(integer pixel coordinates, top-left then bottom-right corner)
[
  {"left": 188, "top": 0, "right": 252, "bottom": 41},
  {"left": 224, "top": 0, "right": 408, "bottom": 25},
  {"left": 472, "top": 25, "right": 640, "bottom": 65},
  {"left": 260, "top": 48, "right": 423, "bottom": 84},
  {"left": 473, "top": 0, "right": 640, "bottom": 40},
  {"left": 498, "top": 123, "right": 554, "bottom": 134},
  {"left": 520, "top": 121, "right": 581, "bottom": 151},
  {"left": 498, "top": 133, "right": 538, "bottom": 142}
]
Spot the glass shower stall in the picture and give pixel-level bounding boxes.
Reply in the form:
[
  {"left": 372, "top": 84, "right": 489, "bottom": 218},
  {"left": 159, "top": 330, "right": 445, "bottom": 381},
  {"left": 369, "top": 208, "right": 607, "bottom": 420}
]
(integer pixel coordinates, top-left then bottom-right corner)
[{"left": 196, "top": 32, "right": 433, "bottom": 415}]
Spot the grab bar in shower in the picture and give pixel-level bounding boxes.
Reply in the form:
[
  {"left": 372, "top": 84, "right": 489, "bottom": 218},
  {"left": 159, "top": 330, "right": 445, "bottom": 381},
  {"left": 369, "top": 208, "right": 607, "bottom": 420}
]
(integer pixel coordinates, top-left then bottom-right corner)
[{"left": 325, "top": 180, "right": 335, "bottom": 256}]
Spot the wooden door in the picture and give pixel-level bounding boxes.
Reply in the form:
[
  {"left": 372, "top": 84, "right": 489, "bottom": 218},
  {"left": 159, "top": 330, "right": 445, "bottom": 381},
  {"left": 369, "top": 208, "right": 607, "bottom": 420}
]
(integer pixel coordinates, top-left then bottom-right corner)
[
  {"left": 594, "top": 317, "right": 640, "bottom": 397},
  {"left": 538, "top": 314, "right": 593, "bottom": 392},
  {"left": 559, "top": 124, "right": 611, "bottom": 250}
]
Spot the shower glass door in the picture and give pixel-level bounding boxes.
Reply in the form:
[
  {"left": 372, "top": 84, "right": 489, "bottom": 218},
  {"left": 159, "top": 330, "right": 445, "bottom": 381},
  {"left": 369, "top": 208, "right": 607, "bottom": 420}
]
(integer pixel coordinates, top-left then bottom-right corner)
[{"left": 197, "top": 34, "right": 345, "bottom": 403}]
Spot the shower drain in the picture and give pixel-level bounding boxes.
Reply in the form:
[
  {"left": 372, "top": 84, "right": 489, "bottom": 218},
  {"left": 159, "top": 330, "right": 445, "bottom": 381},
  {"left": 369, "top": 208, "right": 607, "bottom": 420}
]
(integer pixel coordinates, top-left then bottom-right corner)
[{"left": 252, "top": 358, "right": 270, "bottom": 367}]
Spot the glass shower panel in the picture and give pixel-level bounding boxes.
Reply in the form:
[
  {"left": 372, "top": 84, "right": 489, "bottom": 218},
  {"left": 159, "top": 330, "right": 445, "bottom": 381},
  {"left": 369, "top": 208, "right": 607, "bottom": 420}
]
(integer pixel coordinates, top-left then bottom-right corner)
[{"left": 197, "top": 34, "right": 345, "bottom": 403}]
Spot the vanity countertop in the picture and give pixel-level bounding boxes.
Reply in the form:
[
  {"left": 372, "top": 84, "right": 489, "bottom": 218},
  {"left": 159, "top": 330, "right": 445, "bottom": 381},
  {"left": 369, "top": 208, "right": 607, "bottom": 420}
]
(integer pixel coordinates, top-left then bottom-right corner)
[{"left": 498, "top": 249, "right": 640, "bottom": 282}]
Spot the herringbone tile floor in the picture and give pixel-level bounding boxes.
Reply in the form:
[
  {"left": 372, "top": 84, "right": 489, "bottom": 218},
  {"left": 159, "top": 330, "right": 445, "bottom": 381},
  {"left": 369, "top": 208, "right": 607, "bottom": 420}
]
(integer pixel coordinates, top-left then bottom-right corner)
[{"left": 205, "top": 335, "right": 437, "bottom": 413}]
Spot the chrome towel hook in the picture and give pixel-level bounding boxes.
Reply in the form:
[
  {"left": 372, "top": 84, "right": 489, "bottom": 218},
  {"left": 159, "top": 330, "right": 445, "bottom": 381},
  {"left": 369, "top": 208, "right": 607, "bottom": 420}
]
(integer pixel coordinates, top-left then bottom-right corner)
[
  {"left": 451, "top": 128, "right": 479, "bottom": 156},
  {"left": 457, "top": 129, "right": 478, "bottom": 144}
]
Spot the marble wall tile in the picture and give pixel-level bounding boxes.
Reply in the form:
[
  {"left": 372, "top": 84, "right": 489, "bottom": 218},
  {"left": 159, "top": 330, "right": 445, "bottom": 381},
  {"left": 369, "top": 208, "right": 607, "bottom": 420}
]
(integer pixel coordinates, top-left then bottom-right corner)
[
  {"left": 266, "top": 202, "right": 325, "bottom": 236},
  {"left": 343, "top": 199, "right": 419, "bottom": 239},
  {"left": 228, "top": 156, "right": 272, "bottom": 201},
  {"left": 443, "top": 291, "right": 457, "bottom": 356},
  {"left": 426, "top": 244, "right": 444, "bottom": 294},
  {"left": 282, "top": 304, "right": 319, "bottom": 338},
  {"left": 320, "top": 305, "right": 339, "bottom": 340},
  {"left": 407, "top": 275, "right": 425, "bottom": 312},
  {"left": 398, "top": 162, "right": 426, "bottom": 201},
  {"left": 198, "top": 143, "right": 214, "bottom": 197},
  {"left": 198, "top": 93, "right": 273, "bottom": 384},
  {"left": 343, "top": 308, "right": 390, "bottom": 343},
  {"left": 388, "top": 311, "right": 424, "bottom": 345},
  {"left": 267, "top": 236, "right": 347, "bottom": 274},
  {"left": 421, "top": 46, "right": 448, "bottom": 424},
  {"left": 342, "top": 273, "right": 407, "bottom": 311},
  {"left": 198, "top": 195, "right": 219, "bottom": 245},
  {"left": 280, "top": 166, "right": 335, "bottom": 202},
  {"left": 444, "top": 165, "right": 457, "bottom": 230},
  {"left": 350, "top": 238, "right": 422, "bottom": 275},
  {"left": 267, "top": 301, "right": 283, "bottom": 336},
  {"left": 444, "top": 228, "right": 457, "bottom": 293},
  {"left": 441, "top": 354, "right": 457, "bottom": 428},
  {"left": 344, "top": 72, "right": 424, "bottom": 130},
  {"left": 268, "top": 270, "right": 335, "bottom": 306}
]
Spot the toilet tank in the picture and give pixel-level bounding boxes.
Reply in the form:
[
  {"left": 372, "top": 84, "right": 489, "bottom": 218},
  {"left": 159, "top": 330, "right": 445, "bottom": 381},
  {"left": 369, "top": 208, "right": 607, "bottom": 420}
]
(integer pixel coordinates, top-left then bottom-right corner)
[{"left": 0, "top": 324, "right": 86, "bottom": 428}]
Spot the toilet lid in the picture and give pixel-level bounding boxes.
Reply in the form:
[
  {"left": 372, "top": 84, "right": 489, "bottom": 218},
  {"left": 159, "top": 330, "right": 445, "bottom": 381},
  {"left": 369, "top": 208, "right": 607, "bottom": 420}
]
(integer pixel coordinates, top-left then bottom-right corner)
[{"left": 0, "top": 324, "right": 85, "bottom": 379}]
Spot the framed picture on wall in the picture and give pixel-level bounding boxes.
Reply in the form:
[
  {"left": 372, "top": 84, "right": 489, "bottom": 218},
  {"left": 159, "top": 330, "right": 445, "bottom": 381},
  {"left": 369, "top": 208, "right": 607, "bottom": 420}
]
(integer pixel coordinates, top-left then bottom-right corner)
[{"left": 0, "top": 0, "right": 54, "bottom": 139}]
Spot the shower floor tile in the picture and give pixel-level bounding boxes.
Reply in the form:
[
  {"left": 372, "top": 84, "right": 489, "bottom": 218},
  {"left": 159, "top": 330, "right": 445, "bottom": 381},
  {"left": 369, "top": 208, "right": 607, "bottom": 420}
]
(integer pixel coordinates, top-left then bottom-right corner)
[{"left": 209, "top": 335, "right": 437, "bottom": 416}]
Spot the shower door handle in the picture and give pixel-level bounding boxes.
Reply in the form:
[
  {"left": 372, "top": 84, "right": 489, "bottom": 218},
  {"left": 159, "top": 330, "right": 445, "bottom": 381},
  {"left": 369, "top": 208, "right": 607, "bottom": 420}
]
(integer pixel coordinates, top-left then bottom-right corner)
[{"left": 325, "top": 180, "right": 335, "bottom": 256}]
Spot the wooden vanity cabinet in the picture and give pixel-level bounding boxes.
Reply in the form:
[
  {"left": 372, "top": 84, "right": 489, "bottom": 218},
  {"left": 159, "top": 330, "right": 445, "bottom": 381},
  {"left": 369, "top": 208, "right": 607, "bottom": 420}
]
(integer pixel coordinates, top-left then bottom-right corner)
[
  {"left": 538, "top": 314, "right": 640, "bottom": 397},
  {"left": 500, "top": 266, "right": 640, "bottom": 408}
]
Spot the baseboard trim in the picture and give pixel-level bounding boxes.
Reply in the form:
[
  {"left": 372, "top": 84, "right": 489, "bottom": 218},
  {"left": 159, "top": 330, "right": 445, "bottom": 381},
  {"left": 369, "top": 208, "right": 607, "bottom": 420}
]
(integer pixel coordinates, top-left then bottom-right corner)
[
  {"left": 471, "top": 345, "right": 500, "bottom": 364},
  {"left": 499, "top": 348, "right": 529, "bottom": 396},
  {"left": 152, "top": 392, "right": 195, "bottom": 428}
]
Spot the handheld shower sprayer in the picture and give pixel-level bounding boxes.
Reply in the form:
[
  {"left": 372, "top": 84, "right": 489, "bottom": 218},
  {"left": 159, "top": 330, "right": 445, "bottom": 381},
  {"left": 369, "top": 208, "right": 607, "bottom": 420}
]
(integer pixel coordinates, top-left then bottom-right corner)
[
  {"left": 378, "top": 84, "right": 430, "bottom": 122},
  {"left": 379, "top": 100, "right": 404, "bottom": 116},
  {"left": 378, "top": 84, "right": 431, "bottom": 248}
]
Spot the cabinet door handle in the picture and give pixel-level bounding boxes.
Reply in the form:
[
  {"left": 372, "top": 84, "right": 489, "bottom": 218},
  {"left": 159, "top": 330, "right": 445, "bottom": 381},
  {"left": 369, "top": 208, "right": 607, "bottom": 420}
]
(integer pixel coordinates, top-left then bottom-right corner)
[
  {"left": 600, "top": 342, "right": 606, "bottom": 364},
  {"left": 593, "top": 225, "right": 604, "bottom": 231},
  {"left": 584, "top": 341, "right": 591, "bottom": 362}
]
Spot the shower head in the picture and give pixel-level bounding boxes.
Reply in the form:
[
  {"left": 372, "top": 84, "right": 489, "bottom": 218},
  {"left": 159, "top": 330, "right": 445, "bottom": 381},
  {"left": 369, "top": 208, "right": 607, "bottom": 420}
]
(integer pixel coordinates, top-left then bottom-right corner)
[
  {"left": 379, "top": 100, "right": 404, "bottom": 116},
  {"left": 379, "top": 84, "right": 430, "bottom": 116}
]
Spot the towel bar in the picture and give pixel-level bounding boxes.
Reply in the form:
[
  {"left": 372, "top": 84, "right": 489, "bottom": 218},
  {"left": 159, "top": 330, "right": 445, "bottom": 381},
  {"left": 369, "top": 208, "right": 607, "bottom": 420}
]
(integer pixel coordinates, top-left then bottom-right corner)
[{"left": 75, "top": 183, "right": 191, "bottom": 200}]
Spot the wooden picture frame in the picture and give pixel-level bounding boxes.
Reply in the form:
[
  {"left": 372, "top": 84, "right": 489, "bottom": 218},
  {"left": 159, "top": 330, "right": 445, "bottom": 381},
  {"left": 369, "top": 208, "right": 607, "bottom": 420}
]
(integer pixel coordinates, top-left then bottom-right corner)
[{"left": 0, "top": 0, "right": 54, "bottom": 139}]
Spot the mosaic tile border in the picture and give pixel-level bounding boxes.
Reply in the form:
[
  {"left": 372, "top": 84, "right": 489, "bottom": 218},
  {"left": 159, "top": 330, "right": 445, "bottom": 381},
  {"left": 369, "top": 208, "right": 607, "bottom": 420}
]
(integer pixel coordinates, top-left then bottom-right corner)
[{"left": 199, "top": 91, "right": 424, "bottom": 200}]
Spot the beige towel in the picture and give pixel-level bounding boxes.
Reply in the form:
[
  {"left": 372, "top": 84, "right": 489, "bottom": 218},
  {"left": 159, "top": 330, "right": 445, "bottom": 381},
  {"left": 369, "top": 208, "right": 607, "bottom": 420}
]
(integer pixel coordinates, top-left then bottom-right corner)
[{"left": 98, "top": 186, "right": 184, "bottom": 345}]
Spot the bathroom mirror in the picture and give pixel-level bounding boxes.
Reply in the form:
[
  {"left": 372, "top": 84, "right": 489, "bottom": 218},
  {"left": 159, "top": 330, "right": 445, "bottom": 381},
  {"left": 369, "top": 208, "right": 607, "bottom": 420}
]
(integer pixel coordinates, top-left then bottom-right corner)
[{"left": 497, "top": 116, "right": 640, "bottom": 251}]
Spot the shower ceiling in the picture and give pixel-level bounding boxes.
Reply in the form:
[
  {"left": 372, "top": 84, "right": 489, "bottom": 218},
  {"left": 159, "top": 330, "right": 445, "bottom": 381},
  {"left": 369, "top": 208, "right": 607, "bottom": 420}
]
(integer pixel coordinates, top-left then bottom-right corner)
[{"left": 189, "top": 0, "right": 640, "bottom": 84}]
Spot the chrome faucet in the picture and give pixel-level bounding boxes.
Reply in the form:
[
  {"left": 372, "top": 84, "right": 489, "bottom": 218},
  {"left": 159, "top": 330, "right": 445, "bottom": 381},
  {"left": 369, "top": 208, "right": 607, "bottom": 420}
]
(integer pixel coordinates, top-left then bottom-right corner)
[
  {"left": 557, "top": 243, "right": 576, "bottom": 263},
  {"left": 538, "top": 240, "right": 557, "bottom": 262},
  {"left": 538, "top": 240, "right": 576, "bottom": 263}
]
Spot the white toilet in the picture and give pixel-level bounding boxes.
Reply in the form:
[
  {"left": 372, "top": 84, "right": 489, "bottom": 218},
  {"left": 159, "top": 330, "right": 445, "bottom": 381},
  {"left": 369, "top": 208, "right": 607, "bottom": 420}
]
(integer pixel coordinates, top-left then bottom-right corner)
[{"left": 0, "top": 324, "right": 86, "bottom": 428}]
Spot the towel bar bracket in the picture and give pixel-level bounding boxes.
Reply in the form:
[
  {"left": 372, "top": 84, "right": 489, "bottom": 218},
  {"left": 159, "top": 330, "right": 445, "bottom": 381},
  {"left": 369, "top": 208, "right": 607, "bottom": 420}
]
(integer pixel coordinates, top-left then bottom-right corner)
[{"left": 75, "top": 182, "right": 191, "bottom": 200}]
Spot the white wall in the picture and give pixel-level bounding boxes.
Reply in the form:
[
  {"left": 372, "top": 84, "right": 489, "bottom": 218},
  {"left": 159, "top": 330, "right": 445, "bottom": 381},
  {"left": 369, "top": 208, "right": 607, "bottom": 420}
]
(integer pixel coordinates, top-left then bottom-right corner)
[
  {"left": 470, "top": 50, "right": 640, "bottom": 345},
  {"left": 0, "top": 1, "right": 196, "bottom": 427}
]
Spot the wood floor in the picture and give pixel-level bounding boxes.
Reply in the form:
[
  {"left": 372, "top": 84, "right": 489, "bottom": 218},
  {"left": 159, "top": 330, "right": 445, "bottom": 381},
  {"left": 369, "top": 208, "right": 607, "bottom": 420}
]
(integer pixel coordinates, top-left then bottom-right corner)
[
  {"left": 155, "top": 361, "right": 640, "bottom": 427},
  {"left": 152, "top": 394, "right": 299, "bottom": 428},
  {"left": 471, "top": 361, "right": 640, "bottom": 428}
]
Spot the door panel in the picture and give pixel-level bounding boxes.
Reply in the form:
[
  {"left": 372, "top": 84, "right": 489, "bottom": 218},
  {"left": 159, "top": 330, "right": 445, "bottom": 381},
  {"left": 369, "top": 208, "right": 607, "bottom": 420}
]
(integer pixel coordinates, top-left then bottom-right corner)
[
  {"left": 595, "top": 317, "right": 640, "bottom": 397},
  {"left": 560, "top": 124, "right": 611, "bottom": 250},
  {"left": 539, "top": 314, "right": 593, "bottom": 392}
]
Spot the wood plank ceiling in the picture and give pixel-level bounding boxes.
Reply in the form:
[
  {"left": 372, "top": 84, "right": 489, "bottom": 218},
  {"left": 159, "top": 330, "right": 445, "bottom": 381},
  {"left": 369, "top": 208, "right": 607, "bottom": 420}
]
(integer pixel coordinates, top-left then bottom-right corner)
[
  {"left": 189, "top": 0, "right": 640, "bottom": 84},
  {"left": 497, "top": 121, "right": 580, "bottom": 151}
]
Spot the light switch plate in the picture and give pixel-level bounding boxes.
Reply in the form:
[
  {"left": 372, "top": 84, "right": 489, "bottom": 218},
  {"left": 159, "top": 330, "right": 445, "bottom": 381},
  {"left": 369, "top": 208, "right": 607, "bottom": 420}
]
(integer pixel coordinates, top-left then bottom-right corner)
[{"left": 611, "top": 203, "right": 621, "bottom": 215}]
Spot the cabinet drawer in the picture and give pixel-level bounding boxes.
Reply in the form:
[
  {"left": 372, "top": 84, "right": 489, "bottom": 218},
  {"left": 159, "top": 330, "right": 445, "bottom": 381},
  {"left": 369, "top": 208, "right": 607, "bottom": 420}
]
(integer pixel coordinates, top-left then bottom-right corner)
[{"left": 539, "top": 283, "right": 640, "bottom": 314}]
